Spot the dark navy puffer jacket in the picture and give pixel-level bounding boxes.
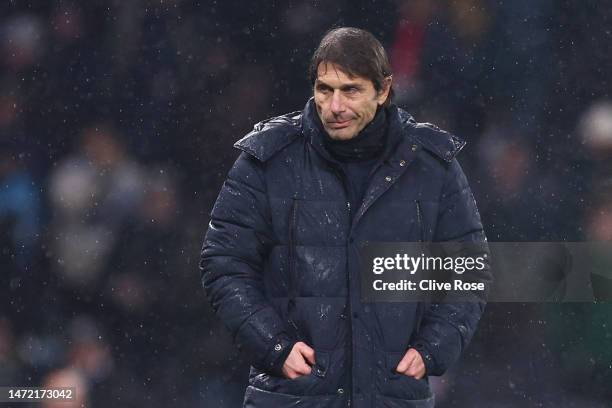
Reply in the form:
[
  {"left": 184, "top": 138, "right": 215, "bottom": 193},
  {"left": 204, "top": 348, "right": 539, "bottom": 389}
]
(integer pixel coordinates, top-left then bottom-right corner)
[{"left": 200, "top": 99, "right": 491, "bottom": 408}]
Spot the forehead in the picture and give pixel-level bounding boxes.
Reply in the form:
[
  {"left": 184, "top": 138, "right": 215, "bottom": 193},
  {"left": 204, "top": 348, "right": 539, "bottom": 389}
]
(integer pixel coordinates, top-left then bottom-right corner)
[{"left": 315, "top": 61, "right": 372, "bottom": 86}]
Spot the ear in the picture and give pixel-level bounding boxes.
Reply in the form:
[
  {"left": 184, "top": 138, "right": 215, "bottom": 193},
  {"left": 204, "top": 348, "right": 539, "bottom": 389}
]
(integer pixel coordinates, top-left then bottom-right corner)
[{"left": 377, "top": 75, "right": 393, "bottom": 105}]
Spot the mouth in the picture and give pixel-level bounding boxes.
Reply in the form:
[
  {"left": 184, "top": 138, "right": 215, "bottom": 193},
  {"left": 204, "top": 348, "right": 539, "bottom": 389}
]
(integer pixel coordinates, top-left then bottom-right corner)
[{"left": 327, "top": 119, "right": 352, "bottom": 129}]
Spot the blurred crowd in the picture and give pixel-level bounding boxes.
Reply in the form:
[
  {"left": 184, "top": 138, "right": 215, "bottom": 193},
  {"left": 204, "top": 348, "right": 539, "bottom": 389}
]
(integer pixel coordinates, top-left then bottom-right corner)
[{"left": 1, "top": 1, "right": 611, "bottom": 407}]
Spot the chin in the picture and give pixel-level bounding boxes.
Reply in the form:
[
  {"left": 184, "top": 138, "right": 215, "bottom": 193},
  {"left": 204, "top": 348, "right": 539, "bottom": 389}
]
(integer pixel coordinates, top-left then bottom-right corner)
[{"left": 327, "top": 128, "right": 357, "bottom": 140}]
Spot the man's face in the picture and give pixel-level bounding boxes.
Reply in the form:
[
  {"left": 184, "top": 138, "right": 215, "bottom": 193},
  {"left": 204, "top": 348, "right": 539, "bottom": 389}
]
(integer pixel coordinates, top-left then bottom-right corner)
[{"left": 314, "top": 61, "right": 391, "bottom": 140}]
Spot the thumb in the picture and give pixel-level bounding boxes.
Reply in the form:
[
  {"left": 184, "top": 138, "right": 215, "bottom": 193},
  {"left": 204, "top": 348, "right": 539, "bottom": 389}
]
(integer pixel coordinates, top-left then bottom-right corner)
[
  {"left": 300, "top": 344, "right": 316, "bottom": 366},
  {"left": 396, "top": 358, "right": 407, "bottom": 373},
  {"left": 397, "top": 352, "right": 415, "bottom": 373}
]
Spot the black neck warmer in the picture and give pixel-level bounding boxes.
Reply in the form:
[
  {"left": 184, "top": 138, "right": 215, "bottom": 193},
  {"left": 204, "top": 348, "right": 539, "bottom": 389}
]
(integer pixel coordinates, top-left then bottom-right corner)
[{"left": 313, "top": 105, "right": 388, "bottom": 162}]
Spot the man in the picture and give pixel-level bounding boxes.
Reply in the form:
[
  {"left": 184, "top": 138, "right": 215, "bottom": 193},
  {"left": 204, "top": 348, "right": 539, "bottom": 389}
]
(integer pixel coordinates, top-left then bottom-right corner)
[{"left": 200, "top": 27, "right": 491, "bottom": 408}]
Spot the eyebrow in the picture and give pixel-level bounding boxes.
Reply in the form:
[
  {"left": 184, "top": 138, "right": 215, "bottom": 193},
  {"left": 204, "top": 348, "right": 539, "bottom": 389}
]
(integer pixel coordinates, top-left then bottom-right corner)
[{"left": 315, "top": 80, "right": 364, "bottom": 91}]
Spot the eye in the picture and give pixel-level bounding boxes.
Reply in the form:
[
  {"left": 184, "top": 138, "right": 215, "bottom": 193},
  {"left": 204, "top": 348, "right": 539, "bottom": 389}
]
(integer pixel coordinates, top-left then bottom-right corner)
[
  {"left": 316, "top": 85, "right": 331, "bottom": 94},
  {"left": 345, "top": 87, "right": 358, "bottom": 94}
]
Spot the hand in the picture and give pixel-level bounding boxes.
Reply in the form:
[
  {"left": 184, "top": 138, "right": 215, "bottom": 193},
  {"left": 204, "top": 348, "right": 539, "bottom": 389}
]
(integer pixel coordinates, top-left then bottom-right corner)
[
  {"left": 396, "top": 348, "right": 426, "bottom": 379},
  {"left": 281, "top": 341, "right": 315, "bottom": 379}
]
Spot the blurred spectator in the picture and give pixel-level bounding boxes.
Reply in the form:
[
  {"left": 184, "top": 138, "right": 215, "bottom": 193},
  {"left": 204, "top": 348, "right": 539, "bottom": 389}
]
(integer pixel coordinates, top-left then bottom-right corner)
[
  {"left": 0, "top": 148, "right": 40, "bottom": 268},
  {"left": 475, "top": 113, "right": 552, "bottom": 240},
  {"left": 579, "top": 100, "right": 612, "bottom": 201},
  {"left": 42, "top": 367, "right": 89, "bottom": 408},
  {"left": 415, "top": 0, "right": 495, "bottom": 131},
  {"left": 105, "top": 165, "right": 179, "bottom": 315},
  {"left": 1, "top": 13, "right": 45, "bottom": 72},
  {"left": 389, "top": 0, "right": 437, "bottom": 104},
  {"left": 66, "top": 315, "right": 113, "bottom": 383},
  {"left": 0, "top": 83, "right": 41, "bottom": 271},
  {"left": 48, "top": 124, "right": 145, "bottom": 288}
]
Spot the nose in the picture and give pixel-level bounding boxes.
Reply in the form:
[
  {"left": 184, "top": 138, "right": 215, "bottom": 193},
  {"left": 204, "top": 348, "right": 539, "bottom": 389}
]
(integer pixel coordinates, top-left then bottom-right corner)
[{"left": 330, "top": 90, "right": 345, "bottom": 115}]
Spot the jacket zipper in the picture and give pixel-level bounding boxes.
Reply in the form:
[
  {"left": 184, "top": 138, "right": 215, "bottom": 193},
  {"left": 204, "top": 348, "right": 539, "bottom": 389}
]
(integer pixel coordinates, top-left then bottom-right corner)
[
  {"left": 333, "top": 166, "right": 353, "bottom": 406},
  {"left": 414, "top": 200, "right": 426, "bottom": 341}
]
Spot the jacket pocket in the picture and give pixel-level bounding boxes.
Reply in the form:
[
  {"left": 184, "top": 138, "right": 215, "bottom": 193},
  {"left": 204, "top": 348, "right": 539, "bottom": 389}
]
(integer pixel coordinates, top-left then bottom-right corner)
[
  {"left": 249, "top": 349, "right": 330, "bottom": 394},
  {"left": 382, "top": 352, "right": 432, "bottom": 401}
]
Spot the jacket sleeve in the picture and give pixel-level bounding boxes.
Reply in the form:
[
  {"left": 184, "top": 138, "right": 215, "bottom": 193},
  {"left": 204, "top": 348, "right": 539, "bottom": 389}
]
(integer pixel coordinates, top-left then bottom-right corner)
[
  {"left": 200, "top": 152, "right": 294, "bottom": 376},
  {"left": 412, "top": 159, "right": 492, "bottom": 376}
]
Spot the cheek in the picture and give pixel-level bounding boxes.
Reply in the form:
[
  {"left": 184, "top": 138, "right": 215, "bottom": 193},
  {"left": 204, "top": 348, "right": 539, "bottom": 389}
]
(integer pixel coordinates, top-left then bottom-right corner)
[
  {"left": 314, "top": 102, "right": 326, "bottom": 116},
  {"left": 354, "top": 100, "right": 376, "bottom": 118},
  {"left": 315, "top": 99, "right": 329, "bottom": 113},
  {"left": 355, "top": 106, "right": 371, "bottom": 123},
  {"left": 364, "top": 103, "right": 377, "bottom": 120}
]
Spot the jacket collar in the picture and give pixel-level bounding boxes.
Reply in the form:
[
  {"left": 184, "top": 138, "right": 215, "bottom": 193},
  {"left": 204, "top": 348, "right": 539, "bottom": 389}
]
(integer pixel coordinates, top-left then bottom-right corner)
[{"left": 302, "top": 97, "right": 465, "bottom": 165}]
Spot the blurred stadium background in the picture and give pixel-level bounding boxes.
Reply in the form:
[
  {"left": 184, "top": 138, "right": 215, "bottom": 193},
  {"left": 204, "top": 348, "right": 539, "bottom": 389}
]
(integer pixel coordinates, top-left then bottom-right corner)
[{"left": 1, "top": 1, "right": 611, "bottom": 406}]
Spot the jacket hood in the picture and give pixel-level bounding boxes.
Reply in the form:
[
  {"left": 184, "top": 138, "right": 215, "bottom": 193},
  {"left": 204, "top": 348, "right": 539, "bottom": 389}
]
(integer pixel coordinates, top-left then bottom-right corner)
[
  {"left": 385, "top": 102, "right": 466, "bottom": 163},
  {"left": 233, "top": 110, "right": 302, "bottom": 162}
]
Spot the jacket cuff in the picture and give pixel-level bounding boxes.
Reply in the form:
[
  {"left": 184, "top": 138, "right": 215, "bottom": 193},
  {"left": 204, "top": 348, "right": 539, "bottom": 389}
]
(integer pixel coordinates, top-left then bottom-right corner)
[
  {"left": 258, "top": 333, "right": 296, "bottom": 377},
  {"left": 412, "top": 340, "right": 439, "bottom": 376}
]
